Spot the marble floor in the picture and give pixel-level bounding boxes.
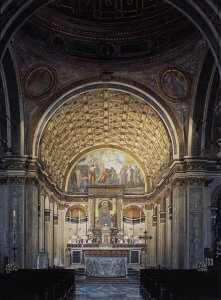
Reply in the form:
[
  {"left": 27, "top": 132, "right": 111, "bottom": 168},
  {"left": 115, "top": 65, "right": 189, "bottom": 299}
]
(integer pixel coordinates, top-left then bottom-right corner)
[{"left": 73, "top": 276, "right": 144, "bottom": 300}]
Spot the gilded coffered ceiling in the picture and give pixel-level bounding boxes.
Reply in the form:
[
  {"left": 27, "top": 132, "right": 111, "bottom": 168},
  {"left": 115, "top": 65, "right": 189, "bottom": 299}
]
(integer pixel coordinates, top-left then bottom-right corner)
[{"left": 39, "top": 89, "right": 172, "bottom": 193}]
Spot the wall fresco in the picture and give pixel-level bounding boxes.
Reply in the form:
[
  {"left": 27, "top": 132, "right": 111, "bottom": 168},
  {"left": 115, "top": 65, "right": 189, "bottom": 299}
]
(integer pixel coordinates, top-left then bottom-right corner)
[{"left": 68, "top": 149, "right": 145, "bottom": 194}]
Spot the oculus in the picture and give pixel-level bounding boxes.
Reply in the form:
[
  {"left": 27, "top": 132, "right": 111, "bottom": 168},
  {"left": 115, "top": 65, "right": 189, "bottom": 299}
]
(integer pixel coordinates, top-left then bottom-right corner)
[
  {"left": 157, "top": 66, "right": 191, "bottom": 102},
  {"left": 23, "top": 65, "right": 57, "bottom": 100}
]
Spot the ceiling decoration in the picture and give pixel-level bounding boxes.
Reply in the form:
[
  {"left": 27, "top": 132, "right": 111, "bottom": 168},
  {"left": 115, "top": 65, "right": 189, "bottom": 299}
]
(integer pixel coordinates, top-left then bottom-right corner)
[
  {"left": 51, "top": 0, "right": 168, "bottom": 22},
  {"left": 18, "top": 0, "right": 197, "bottom": 65},
  {"left": 39, "top": 89, "right": 172, "bottom": 192}
]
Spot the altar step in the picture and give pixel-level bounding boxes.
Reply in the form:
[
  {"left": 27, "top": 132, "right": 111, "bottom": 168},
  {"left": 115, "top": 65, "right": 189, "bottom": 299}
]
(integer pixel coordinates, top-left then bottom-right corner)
[
  {"left": 75, "top": 267, "right": 140, "bottom": 277},
  {"left": 78, "top": 276, "right": 139, "bottom": 284},
  {"left": 75, "top": 268, "right": 85, "bottom": 276},
  {"left": 128, "top": 268, "right": 139, "bottom": 277}
]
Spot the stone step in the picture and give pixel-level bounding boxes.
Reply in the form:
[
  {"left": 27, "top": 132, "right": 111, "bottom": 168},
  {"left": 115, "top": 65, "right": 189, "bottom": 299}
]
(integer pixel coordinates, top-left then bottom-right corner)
[
  {"left": 76, "top": 267, "right": 140, "bottom": 277},
  {"left": 77, "top": 276, "right": 139, "bottom": 284}
]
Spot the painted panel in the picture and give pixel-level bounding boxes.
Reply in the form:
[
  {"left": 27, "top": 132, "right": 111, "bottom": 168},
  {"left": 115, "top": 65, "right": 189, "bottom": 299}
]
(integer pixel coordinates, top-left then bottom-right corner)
[{"left": 95, "top": 198, "right": 117, "bottom": 228}]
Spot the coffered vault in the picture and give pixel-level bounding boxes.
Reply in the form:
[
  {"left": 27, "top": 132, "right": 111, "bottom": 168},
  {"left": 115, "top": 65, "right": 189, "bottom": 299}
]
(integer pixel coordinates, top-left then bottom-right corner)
[{"left": 39, "top": 89, "right": 173, "bottom": 192}]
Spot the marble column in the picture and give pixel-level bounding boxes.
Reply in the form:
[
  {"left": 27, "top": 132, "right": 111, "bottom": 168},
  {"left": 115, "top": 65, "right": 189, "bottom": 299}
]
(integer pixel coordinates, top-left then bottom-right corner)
[
  {"left": 53, "top": 202, "right": 59, "bottom": 266},
  {"left": 156, "top": 203, "right": 161, "bottom": 266},
  {"left": 0, "top": 185, "right": 8, "bottom": 270},
  {"left": 146, "top": 209, "right": 154, "bottom": 266},
  {"left": 88, "top": 196, "right": 95, "bottom": 229},
  {"left": 165, "top": 194, "right": 172, "bottom": 268},
  {"left": 171, "top": 186, "right": 186, "bottom": 268},
  {"left": 152, "top": 206, "right": 157, "bottom": 266},
  {"left": 38, "top": 191, "right": 45, "bottom": 251},
  {"left": 49, "top": 201, "right": 54, "bottom": 266},
  {"left": 44, "top": 195, "right": 50, "bottom": 262},
  {"left": 117, "top": 196, "right": 123, "bottom": 229},
  {"left": 188, "top": 186, "right": 211, "bottom": 268},
  {"left": 159, "top": 204, "right": 166, "bottom": 266},
  {"left": 58, "top": 208, "right": 65, "bottom": 267},
  {"left": 210, "top": 205, "right": 217, "bottom": 256},
  {"left": 25, "top": 183, "right": 38, "bottom": 268}
]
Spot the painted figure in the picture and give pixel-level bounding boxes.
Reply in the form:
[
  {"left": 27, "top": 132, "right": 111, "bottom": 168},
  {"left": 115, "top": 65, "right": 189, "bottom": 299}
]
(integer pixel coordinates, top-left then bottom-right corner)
[
  {"left": 98, "top": 200, "right": 111, "bottom": 226},
  {"left": 89, "top": 164, "right": 96, "bottom": 185}
]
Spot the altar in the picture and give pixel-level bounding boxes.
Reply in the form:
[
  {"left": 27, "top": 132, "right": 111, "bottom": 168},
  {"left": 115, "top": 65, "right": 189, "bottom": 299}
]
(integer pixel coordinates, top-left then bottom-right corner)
[
  {"left": 67, "top": 244, "right": 144, "bottom": 269},
  {"left": 65, "top": 185, "right": 148, "bottom": 271},
  {"left": 84, "top": 250, "right": 127, "bottom": 277}
]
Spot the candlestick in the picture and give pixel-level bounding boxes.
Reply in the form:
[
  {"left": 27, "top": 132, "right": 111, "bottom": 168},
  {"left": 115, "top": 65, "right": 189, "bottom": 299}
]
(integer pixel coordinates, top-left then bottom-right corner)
[{"left": 123, "top": 215, "right": 124, "bottom": 235}]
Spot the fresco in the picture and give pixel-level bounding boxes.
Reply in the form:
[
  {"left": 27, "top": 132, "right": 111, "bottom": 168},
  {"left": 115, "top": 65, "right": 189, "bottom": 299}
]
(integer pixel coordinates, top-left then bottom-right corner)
[
  {"left": 95, "top": 198, "right": 117, "bottom": 228},
  {"left": 68, "top": 149, "right": 145, "bottom": 194}
]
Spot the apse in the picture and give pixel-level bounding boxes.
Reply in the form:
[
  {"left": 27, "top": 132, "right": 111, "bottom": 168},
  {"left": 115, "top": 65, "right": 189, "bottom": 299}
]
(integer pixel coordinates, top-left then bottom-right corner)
[{"left": 39, "top": 88, "right": 173, "bottom": 193}]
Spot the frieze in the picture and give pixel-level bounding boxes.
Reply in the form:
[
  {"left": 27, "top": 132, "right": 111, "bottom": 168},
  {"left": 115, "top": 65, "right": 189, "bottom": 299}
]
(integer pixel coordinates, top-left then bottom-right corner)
[
  {"left": 0, "top": 176, "right": 38, "bottom": 185},
  {"left": 123, "top": 197, "right": 146, "bottom": 204},
  {"left": 66, "top": 197, "right": 88, "bottom": 203},
  {"left": 88, "top": 186, "right": 124, "bottom": 196}
]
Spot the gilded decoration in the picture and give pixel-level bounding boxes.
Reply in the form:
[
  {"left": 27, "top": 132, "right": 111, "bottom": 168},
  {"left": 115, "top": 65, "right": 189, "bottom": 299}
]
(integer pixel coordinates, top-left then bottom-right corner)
[
  {"left": 23, "top": 65, "right": 57, "bottom": 100},
  {"left": 39, "top": 89, "right": 172, "bottom": 192},
  {"left": 157, "top": 66, "right": 191, "bottom": 102}
]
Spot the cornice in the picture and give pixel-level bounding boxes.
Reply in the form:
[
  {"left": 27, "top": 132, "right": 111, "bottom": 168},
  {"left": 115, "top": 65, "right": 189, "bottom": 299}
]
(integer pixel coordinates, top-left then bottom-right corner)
[{"left": 0, "top": 156, "right": 219, "bottom": 202}]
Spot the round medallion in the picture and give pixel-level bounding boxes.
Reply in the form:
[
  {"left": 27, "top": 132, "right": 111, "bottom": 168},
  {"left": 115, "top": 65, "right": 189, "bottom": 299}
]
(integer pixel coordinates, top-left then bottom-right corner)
[
  {"left": 157, "top": 66, "right": 191, "bottom": 102},
  {"left": 23, "top": 65, "right": 57, "bottom": 100}
]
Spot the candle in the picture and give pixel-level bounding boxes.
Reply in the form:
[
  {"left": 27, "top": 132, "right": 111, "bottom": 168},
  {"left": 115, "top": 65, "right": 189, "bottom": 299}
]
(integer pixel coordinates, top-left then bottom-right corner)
[
  {"left": 68, "top": 210, "right": 71, "bottom": 229},
  {"left": 13, "top": 210, "right": 16, "bottom": 227},
  {"left": 140, "top": 209, "right": 141, "bottom": 224}
]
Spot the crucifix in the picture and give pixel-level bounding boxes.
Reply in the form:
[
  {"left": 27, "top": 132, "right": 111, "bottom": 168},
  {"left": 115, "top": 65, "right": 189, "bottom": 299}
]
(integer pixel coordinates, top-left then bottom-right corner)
[{"left": 139, "top": 230, "right": 152, "bottom": 268}]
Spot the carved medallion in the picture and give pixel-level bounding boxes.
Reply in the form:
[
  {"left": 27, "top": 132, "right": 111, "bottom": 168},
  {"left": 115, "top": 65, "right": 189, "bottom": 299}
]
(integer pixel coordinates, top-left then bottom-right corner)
[
  {"left": 157, "top": 66, "right": 191, "bottom": 102},
  {"left": 23, "top": 65, "right": 57, "bottom": 100}
]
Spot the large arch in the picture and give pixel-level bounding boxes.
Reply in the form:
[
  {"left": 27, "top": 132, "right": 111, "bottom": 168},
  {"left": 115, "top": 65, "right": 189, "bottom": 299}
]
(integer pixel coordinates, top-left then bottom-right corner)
[
  {"left": 28, "top": 81, "right": 184, "bottom": 192},
  {"left": 165, "top": 0, "right": 221, "bottom": 77}
]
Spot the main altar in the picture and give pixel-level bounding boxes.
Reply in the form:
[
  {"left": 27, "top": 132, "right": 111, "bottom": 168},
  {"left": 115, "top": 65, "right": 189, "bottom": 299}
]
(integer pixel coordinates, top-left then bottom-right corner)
[{"left": 65, "top": 177, "right": 148, "bottom": 275}]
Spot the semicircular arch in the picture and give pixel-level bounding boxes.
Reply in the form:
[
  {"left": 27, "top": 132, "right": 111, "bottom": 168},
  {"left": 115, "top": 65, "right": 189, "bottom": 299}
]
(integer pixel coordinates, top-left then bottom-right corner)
[{"left": 29, "top": 80, "right": 184, "bottom": 192}]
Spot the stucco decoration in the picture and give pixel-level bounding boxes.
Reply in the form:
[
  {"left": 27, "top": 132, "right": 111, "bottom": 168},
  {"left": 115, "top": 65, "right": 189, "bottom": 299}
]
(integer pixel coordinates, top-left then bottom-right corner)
[
  {"left": 39, "top": 89, "right": 172, "bottom": 191},
  {"left": 157, "top": 66, "right": 191, "bottom": 102},
  {"left": 23, "top": 65, "right": 57, "bottom": 100}
]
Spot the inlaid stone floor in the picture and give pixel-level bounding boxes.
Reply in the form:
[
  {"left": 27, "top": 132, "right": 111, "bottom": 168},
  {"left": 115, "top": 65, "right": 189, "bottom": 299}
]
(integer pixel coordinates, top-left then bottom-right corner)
[{"left": 73, "top": 276, "right": 144, "bottom": 300}]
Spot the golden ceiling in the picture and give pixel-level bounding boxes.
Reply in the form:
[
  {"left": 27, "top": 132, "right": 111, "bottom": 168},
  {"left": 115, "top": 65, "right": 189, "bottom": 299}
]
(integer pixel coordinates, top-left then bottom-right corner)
[{"left": 39, "top": 89, "right": 172, "bottom": 192}]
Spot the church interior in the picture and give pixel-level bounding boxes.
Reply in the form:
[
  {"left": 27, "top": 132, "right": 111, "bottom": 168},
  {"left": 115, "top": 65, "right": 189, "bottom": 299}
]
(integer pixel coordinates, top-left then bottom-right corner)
[{"left": 0, "top": 0, "right": 221, "bottom": 299}]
